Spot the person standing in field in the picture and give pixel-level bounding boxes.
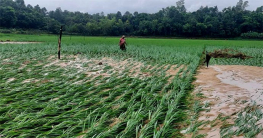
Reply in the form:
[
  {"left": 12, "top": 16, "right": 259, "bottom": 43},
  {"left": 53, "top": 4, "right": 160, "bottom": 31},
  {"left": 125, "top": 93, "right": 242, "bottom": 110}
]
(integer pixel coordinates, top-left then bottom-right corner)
[{"left": 119, "top": 35, "right": 127, "bottom": 51}]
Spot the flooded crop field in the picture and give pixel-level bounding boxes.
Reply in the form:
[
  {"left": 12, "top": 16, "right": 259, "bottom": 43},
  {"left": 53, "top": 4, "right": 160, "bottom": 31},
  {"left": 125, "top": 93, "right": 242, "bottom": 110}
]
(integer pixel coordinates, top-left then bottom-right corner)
[{"left": 1, "top": 35, "right": 263, "bottom": 137}]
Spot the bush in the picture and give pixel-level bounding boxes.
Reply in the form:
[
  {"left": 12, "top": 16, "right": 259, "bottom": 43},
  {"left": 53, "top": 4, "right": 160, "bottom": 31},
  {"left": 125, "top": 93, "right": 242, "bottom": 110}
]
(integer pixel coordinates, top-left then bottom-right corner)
[
  {"left": 241, "top": 32, "right": 263, "bottom": 39},
  {"left": 0, "top": 30, "right": 12, "bottom": 33}
]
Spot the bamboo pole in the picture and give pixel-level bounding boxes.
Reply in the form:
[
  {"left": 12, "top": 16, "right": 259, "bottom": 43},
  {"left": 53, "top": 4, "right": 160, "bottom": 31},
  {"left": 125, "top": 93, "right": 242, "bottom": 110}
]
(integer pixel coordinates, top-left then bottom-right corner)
[{"left": 58, "top": 26, "right": 63, "bottom": 59}]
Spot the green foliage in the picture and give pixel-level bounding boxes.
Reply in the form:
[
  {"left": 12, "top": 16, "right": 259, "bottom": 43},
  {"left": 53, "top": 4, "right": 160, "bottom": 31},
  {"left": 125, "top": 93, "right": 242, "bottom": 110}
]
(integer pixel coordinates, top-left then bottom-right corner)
[
  {"left": 0, "top": 0, "right": 263, "bottom": 37},
  {"left": 241, "top": 32, "right": 263, "bottom": 39},
  {"left": 1, "top": 35, "right": 263, "bottom": 137},
  {"left": 220, "top": 105, "right": 263, "bottom": 138},
  {"left": 207, "top": 45, "right": 263, "bottom": 67},
  {"left": 0, "top": 35, "right": 204, "bottom": 137},
  {"left": 0, "top": 6, "right": 17, "bottom": 28}
]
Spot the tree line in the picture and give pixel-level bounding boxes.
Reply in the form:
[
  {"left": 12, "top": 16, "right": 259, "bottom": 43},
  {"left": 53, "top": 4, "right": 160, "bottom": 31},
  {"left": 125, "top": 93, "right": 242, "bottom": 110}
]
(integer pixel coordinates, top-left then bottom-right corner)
[{"left": 0, "top": 0, "right": 263, "bottom": 38}]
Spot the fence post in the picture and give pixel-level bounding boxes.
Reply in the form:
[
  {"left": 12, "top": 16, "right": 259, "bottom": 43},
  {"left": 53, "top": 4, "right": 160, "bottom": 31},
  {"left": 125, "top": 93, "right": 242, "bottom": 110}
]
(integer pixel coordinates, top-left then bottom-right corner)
[{"left": 58, "top": 26, "right": 63, "bottom": 59}]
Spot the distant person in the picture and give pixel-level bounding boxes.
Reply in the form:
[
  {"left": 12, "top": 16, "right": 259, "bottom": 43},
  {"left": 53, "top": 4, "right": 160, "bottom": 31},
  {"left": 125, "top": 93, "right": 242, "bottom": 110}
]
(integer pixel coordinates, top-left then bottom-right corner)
[
  {"left": 204, "top": 51, "right": 211, "bottom": 68},
  {"left": 119, "top": 35, "right": 127, "bottom": 51}
]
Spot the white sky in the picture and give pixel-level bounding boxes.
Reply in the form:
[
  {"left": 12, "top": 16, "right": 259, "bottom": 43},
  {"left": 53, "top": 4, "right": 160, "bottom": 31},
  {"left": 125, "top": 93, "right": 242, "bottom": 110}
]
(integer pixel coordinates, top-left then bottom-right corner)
[{"left": 24, "top": 0, "right": 263, "bottom": 14}]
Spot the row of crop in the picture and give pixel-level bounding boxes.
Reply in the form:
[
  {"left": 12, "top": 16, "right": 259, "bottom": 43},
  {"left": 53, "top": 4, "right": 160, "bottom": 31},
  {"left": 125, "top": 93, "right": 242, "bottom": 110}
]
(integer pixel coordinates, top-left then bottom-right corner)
[
  {"left": 0, "top": 41, "right": 203, "bottom": 137},
  {"left": 1, "top": 71, "right": 170, "bottom": 137},
  {"left": 1, "top": 67, "right": 132, "bottom": 137},
  {"left": 206, "top": 45, "right": 263, "bottom": 67},
  {"left": 1, "top": 40, "right": 204, "bottom": 66}
]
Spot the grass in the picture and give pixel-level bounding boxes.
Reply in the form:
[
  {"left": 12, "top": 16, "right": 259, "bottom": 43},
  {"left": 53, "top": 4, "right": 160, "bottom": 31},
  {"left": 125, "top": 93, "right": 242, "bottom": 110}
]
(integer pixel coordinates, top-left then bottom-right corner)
[
  {"left": 1, "top": 34, "right": 263, "bottom": 137},
  {"left": 220, "top": 105, "right": 263, "bottom": 138}
]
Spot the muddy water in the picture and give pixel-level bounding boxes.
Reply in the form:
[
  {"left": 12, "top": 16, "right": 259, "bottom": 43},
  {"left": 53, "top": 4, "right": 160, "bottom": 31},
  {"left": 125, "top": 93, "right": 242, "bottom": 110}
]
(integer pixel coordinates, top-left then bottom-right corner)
[
  {"left": 214, "top": 66, "right": 263, "bottom": 106},
  {"left": 189, "top": 65, "right": 263, "bottom": 138}
]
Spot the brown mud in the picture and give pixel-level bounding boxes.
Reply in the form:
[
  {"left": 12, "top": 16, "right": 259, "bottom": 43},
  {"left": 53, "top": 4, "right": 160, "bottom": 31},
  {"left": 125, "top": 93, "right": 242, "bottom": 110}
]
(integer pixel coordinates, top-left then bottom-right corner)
[{"left": 187, "top": 65, "right": 263, "bottom": 138}]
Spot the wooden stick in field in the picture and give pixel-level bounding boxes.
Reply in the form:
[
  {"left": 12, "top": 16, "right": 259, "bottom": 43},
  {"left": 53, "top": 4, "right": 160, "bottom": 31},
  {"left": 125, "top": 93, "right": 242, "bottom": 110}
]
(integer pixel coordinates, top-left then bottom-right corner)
[{"left": 58, "top": 26, "right": 63, "bottom": 59}]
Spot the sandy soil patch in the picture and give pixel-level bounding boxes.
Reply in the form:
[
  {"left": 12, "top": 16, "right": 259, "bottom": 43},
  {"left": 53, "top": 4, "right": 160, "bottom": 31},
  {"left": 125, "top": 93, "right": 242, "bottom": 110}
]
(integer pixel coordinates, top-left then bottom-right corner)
[
  {"left": 18, "top": 60, "right": 31, "bottom": 70},
  {"left": 0, "top": 42, "right": 40, "bottom": 44},
  {"left": 2, "top": 62, "right": 13, "bottom": 65},
  {"left": 109, "top": 118, "right": 121, "bottom": 127},
  {"left": 165, "top": 65, "right": 184, "bottom": 83},
  {"left": 23, "top": 79, "right": 33, "bottom": 83},
  {"left": 43, "top": 56, "right": 183, "bottom": 88},
  {"left": 190, "top": 65, "right": 263, "bottom": 138},
  {"left": 45, "top": 56, "right": 156, "bottom": 80},
  {"left": 22, "top": 78, "right": 40, "bottom": 83},
  {"left": 7, "top": 78, "right": 16, "bottom": 83}
]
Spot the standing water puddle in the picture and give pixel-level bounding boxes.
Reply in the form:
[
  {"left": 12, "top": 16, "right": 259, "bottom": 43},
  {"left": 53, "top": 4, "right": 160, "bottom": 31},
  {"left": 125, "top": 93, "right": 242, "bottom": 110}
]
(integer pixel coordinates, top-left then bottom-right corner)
[
  {"left": 186, "top": 65, "right": 263, "bottom": 138},
  {"left": 213, "top": 66, "right": 263, "bottom": 106}
]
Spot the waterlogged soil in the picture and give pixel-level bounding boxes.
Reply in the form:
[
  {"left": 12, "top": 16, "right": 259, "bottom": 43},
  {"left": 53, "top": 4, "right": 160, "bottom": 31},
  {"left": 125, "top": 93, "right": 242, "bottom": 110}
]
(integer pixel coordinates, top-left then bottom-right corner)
[
  {"left": 191, "top": 65, "right": 263, "bottom": 138},
  {"left": 44, "top": 55, "right": 149, "bottom": 80},
  {"left": 44, "top": 55, "right": 182, "bottom": 82}
]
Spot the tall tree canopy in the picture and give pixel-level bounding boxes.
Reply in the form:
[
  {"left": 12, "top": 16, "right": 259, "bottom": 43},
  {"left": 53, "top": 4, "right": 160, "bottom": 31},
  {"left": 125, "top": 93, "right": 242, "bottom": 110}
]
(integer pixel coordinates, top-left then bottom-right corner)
[{"left": 0, "top": 0, "right": 262, "bottom": 38}]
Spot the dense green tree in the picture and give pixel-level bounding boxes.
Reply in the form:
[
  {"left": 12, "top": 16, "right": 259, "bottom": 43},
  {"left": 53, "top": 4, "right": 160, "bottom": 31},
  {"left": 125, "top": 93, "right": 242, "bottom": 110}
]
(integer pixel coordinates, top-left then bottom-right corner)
[
  {"left": 176, "top": 0, "right": 186, "bottom": 13},
  {"left": 14, "top": 0, "right": 25, "bottom": 7},
  {"left": 0, "top": 0, "right": 262, "bottom": 38},
  {"left": 0, "top": 6, "right": 17, "bottom": 28},
  {"left": 49, "top": 7, "right": 65, "bottom": 24},
  {"left": 46, "top": 18, "right": 60, "bottom": 33},
  {"left": 256, "top": 6, "right": 263, "bottom": 13},
  {"left": 236, "top": 0, "right": 249, "bottom": 11},
  {"left": 116, "top": 11, "right": 122, "bottom": 21}
]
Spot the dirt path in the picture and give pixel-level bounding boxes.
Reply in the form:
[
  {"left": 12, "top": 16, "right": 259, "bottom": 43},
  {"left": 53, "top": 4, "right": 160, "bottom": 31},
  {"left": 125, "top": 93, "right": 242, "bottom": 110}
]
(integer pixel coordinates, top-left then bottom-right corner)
[{"left": 192, "top": 65, "right": 263, "bottom": 138}]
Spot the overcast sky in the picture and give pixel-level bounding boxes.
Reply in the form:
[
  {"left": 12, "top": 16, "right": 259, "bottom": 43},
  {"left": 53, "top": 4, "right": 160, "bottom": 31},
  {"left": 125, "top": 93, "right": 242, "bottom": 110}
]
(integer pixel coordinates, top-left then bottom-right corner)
[{"left": 24, "top": 0, "right": 262, "bottom": 14}]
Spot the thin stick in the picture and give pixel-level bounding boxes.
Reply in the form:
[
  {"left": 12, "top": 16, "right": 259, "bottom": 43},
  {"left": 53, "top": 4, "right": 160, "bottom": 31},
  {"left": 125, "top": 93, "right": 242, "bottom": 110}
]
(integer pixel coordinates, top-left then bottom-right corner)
[{"left": 58, "top": 26, "right": 63, "bottom": 59}]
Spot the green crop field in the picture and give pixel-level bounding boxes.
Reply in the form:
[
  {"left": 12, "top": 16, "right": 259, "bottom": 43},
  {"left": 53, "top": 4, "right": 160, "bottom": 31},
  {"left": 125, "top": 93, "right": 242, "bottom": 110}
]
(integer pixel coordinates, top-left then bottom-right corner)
[{"left": 0, "top": 34, "right": 263, "bottom": 137}]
